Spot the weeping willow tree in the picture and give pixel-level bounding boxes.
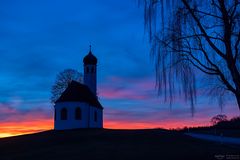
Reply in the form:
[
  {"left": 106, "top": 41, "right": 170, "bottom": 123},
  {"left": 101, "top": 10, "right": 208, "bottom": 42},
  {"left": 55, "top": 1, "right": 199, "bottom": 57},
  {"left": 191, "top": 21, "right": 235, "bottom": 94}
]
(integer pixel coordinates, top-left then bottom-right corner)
[{"left": 140, "top": 0, "right": 240, "bottom": 114}]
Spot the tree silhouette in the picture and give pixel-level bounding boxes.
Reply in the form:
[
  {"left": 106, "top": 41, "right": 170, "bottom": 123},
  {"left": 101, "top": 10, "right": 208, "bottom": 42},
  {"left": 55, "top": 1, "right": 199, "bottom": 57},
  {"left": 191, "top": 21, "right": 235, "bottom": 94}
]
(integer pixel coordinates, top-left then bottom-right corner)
[
  {"left": 51, "top": 69, "right": 83, "bottom": 103},
  {"left": 211, "top": 114, "right": 227, "bottom": 125},
  {"left": 140, "top": 0, "right": 240, "bottom": 113}
]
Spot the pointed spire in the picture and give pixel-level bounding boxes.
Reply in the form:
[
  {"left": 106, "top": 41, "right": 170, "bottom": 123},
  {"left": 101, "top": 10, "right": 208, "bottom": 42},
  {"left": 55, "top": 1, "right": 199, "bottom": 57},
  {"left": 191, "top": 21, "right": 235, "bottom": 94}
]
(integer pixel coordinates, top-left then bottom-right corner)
[
  {"left": 89, "top": 43, "right": 92, "bottom": 55},
  {"left": 83, "top": 45, "right": 97, "bottom": 65}
]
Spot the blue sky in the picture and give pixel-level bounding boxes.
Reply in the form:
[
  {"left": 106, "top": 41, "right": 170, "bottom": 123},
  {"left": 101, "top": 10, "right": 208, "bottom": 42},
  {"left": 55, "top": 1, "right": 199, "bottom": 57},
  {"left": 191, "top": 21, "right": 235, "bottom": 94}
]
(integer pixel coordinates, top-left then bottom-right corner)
[
  {"left": 0, "top": 0, "right": 147, "bottom": 100},
  {"left": 0, "top": 0, "right": 239, "bottom": 135}
]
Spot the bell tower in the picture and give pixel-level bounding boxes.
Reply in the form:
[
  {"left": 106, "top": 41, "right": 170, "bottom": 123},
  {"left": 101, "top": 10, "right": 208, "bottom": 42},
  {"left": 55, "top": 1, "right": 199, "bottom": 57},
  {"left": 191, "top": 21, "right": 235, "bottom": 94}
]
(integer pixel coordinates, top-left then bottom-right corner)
[{"left": 83, "top": 45, "right": 97, "bottom": 95}]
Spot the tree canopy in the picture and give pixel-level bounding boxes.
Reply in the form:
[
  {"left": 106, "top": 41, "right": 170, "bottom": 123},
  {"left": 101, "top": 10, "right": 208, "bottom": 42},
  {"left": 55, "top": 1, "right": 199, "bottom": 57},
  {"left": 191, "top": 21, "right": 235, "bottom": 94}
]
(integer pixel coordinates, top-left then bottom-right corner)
[
  {"left": 140, "top": 0, "right": 240, "bottom": 114},
  {"left": 211, "top": 114, "right": 227, "bottom": 125},
  {"left": 51, "top": 69, "right": 83, "bottom": 103}
]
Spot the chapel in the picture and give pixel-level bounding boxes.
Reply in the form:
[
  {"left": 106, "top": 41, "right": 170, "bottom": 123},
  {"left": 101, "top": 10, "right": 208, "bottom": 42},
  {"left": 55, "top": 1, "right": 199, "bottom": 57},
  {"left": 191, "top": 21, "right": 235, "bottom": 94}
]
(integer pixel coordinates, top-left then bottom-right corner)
[{"left": 54, "top": 47, "right": 103, "bottom": 130}]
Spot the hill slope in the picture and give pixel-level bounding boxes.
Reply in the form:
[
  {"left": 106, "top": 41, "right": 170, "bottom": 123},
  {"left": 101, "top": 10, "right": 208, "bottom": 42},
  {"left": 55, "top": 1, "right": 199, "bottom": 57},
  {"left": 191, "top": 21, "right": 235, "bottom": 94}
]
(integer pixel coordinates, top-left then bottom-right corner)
[{"left": 0, "top": 129, "right": 239, "bottom": 160}]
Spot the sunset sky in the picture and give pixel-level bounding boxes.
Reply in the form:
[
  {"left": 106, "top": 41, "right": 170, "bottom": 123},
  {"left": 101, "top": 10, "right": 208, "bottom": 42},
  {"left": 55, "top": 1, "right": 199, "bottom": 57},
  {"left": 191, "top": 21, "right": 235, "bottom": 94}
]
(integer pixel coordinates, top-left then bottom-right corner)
[{"left": 0, "top": 0, "right": 239, "bottom": 138}]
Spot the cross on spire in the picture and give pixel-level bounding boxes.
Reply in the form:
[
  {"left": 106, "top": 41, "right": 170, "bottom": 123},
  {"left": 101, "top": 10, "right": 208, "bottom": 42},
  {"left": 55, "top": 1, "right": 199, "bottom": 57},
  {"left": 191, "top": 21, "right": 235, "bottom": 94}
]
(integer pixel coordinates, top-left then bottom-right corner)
[{"left": 89, "top": 44, "right": 92, "bottom": 52}]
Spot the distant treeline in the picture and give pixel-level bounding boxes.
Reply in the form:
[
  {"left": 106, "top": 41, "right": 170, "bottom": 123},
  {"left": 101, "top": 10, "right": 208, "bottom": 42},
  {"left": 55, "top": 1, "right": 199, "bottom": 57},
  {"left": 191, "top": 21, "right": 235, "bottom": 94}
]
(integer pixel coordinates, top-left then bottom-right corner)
[
  {"left": 179, "top": 116, "right": 240, "bottom": 132},
  {"left": 213, "top": 116, "right": 240, "bottom": 130}
]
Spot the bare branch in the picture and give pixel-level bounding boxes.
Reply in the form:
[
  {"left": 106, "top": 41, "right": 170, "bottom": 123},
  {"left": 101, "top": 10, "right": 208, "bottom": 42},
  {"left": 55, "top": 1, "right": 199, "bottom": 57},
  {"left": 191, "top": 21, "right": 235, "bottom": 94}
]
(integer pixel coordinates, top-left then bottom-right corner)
[
  {"left": 182, "top": 0, "right": 226, "bottom": 59},
  {"left": 234, "top": 31, "right": 240, "bottom": 62},
  {"left": 193, "top": 8, "right": 222, "bottom": 19}
]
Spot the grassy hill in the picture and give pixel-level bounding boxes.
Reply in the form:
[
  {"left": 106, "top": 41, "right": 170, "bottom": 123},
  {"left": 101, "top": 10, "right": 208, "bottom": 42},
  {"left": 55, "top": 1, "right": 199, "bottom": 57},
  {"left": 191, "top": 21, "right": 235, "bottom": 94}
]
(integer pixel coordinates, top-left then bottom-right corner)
[{"left": 0, "top": 129, "right": 239, "bottom": 160}]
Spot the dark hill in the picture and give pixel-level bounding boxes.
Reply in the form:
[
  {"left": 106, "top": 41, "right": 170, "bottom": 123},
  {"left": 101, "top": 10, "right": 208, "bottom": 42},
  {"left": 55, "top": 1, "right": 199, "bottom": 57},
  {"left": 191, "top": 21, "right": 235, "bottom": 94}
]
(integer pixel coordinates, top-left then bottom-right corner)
[{"left": 0, "top": 129, "right": 239, "bottom": 160}]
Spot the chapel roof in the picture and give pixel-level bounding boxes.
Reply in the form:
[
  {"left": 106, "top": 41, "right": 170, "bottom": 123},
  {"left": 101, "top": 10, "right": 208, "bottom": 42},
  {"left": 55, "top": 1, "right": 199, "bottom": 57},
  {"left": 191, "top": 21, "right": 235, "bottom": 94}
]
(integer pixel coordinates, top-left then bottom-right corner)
[{"left": 55, "top": 81, "right": 103, "bottom": 109}]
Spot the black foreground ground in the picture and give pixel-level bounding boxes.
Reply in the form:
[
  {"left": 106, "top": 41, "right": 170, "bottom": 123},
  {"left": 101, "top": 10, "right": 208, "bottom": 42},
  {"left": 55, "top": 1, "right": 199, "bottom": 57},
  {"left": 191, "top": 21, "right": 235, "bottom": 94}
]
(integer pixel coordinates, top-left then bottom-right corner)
[{"left": 0, "top": 129, "right": 239, "bottom": 160}]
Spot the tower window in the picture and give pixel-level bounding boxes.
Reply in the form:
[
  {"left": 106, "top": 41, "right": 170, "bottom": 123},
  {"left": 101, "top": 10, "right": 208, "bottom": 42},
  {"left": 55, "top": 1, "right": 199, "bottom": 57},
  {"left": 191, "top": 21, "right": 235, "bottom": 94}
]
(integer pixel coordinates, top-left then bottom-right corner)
[
  {"left": 61, "top": 108, "right": 67, "bottom": 120},
  {"left": 75, "top": 107, "right": 82, "bottom": 120},
  {"left": 91, "top": 67, "right": 94, "bottom": 73},
  {"left": 94, "top": 111, "right": 97, "bottom": 122},
  {"left": 86, "top": 67, "right": 89, "bottom": 73}
]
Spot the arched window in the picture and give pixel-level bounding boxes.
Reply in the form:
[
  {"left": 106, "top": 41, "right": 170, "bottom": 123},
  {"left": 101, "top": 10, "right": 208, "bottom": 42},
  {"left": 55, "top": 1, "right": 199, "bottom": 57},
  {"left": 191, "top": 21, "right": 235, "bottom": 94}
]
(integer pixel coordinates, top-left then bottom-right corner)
[
  {"left": 94, "top": 111, "right": 97, "bottom": 122},
  {"left": 61, "top": 108, "right": 67, "bottom": 120},
  {"left": 75, "top": 107, "right": 82, "bottom": 120},
  {"left": 91, "top": 67, "right": 94, "bottom": 73},
  {"left": 86, "top": 67, "right": 89, "bottom": 73}
]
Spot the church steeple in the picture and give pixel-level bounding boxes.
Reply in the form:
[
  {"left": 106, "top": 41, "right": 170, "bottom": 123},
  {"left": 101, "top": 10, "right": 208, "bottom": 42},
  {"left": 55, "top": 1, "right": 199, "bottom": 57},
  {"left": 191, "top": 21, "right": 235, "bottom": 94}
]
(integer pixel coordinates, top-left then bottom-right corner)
[
  {"left": 54, "top": 46, "right": 103, "bottom": 130},
  {"left": 83, "top": 45, "right": 97, "bottom": 65},
  {"left": 83, "top": 46, "right": 97, "bottom": 95}
]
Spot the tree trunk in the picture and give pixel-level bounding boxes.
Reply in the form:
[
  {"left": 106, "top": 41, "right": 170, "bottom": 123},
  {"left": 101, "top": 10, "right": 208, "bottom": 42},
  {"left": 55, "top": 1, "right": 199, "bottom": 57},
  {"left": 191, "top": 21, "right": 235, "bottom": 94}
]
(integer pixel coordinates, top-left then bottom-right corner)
[
  {"left": 235, "top": 92, "right": 240, "bottom": 111},
  {"left": 227, "top": 61, "right": 240, "bottom": 111}
]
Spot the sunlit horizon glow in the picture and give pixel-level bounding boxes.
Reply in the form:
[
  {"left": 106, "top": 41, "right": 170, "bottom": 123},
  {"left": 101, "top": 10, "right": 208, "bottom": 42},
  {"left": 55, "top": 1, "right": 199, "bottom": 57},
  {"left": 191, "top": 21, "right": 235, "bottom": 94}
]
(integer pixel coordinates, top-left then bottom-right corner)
[
  {"left": 0, "top": 105, "right": 238, "bottom": 138},
  {"left": 0, "top": 120, "right": 53, "bottom": 138},
  {"left": 0, "top": 119, "right": 210, "bottom": 138}
]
